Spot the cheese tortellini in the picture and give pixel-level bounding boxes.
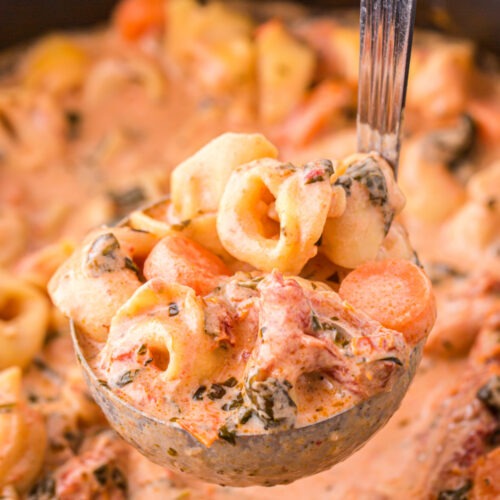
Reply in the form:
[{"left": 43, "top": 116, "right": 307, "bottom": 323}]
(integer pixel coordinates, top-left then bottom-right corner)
[
  {"left": 217, "top": 157, "right": 335, "bottom": 274},
  {"left": 0, "top": 271, "right": 50, "bottom": 370},
  {"left": 100, "top": 279, "right": 220, "bottom": 390},
  {"left": 170, "top": 132, "right": 278, "bottom": 220},
  {"left": 0, "top": 367, "right": 47, "bottom": 492},
  {"left": 48, "top": 227, "right": 159, "bottom": 342},
  {"left": 320, "top": 153, "right": 406, "bottom": 268}
]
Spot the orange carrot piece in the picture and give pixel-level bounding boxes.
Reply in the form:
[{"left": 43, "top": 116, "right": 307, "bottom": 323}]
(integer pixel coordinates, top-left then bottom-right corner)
[
  {"left": 274, "top": 80, "right": 353, "bottom": 147},
  {"left": 144, "top": 234, "right": 230, "bottom": 296},
  {"left": 339, "top": 259, "right": 436, "bottom": 345},
  {"left": 113, "top": 0, "right": 165, "bottom": 41},
  {"left": 468, "top": 99, "right": 500, "bottom": 145}
]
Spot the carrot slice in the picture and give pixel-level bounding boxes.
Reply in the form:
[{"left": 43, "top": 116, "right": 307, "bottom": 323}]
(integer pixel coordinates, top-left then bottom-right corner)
[
  {"left": 274, "top": 80, "right": 353, "bottom": 147},
  {"left": 144, "top": 234, "right": 230, "bottom": 296},
  {"left": 339, "top": 259, "right": 436, "bottom": 345},
  {"left": 468, "top": 99, "right": 500, "bottom": 145},
  {"left": 113, "top": 0, "right": 165, "bottom": 41}
]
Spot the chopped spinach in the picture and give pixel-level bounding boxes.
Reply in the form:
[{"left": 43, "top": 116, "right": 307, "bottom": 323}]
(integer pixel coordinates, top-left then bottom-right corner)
[
  {"left": 310, "top": 313, "right": 351, "bottom": 347},
  {"left": 305, "top": 174, "right": 325, "bottom": 184},
  {"left": 111, "top": 467, "right": 128, "bottom": 491},
  {"left": 168, "top": 302, "right": 180, "bottom": 317},
  {"left": 245, "top": 376, "right": 297, "bottom": 428},
  {"left": 425, "top": 114, "right": 476, "bottom": 170},
  {"left": 207, "top": 384, "right": 226, "bottom": 400},
  {"left": 238, "top": 408, "right": 254, "bottom": 425},
  {"left": 65, "top": 110, "right": 82, "bottom": 140},
  {"left": 86, "top": 233, "right": 124, "bottom": 276},
  {"left": 115, "top": 369, "right": 140, "bottom": 388},
  {"left": 303, "top": 159, "right": 334, "bottom": 184},
  {"left": 222, "top": 392, "right": 243, "bottom": 411},
  {"left": 93, "top": 464, "right": 109, "bottom": 486},
  {"left": 477, "top": 376, "right": 500, "bottom": 416},
  {"left": 437, "top": 480, "right": 472, "bottom": 500},
  {"left": 193, "top": 385, "right": 207, "bottom": 400},
  {"left": 28, "top": 475, "right": 56, "bottom": 499},
  {"left": 377, "top": 356, "right": 403, "bottom": 367},
  {"left": 334, "top": 157, "right": 393, "bottom": 234},
  {"left": 311, "top": 312, "right": 322, "bottom": 331},
  {"left": 237, "top": 276, "right": 264, "bottom": 290},
  {"left": 98, "top": 379, "right": 110, "bottom": 389},
  {"left": 171, "top": 219, "right": 191, "bottom": 231},
  {"left": 332, "top": 327, "right": 350, "bottom": 347},
  {"left": 124, "top": 256, "right": 144, "bottom": 281},
  {"left": 222, "top": 376, "right": 238, "bottom": 388},
  {"left": 218, "top": 425, "right": 237, "bottom": 445},
  {"left": 109, "top": 186, "right": 147, "bottom": 216}
]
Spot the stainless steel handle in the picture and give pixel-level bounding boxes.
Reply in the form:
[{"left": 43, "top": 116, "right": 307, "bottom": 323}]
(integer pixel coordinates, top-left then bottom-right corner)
[{"left": 357, "top": 0, "right": 417, "bottom": 176}]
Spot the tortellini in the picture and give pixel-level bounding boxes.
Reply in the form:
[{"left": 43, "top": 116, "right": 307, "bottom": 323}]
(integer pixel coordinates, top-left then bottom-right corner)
[
  {"left": 0, "top": 90, "right": 66, "bottom": 170},
  {"left": 0, "top": 367, "right": 47, "bottom": 492},
  {"left": 0, "top": 271, "right": 50, "bottom": 370},
  {"left": 23, "top": 35, "right": 90, "bottom": 95},
  {"left": 14, "top": 239, "right": 75, "bottom": 289},
  {"left": 256, "top": 19, "right": 316, "bottom": 124},
  {"left": 84, "top": 57, "right": 166, "bottom": 104},
  {"left": 320, "top": 153, "right": 405, "bottom": 269},
  {"left": 48, "top": 227, "right": 158, "bottom": 342},
  {"left": 441, "top": 161, "right": 500, "bottom": 264},
  {"left": 170, "top": 132, "right": 278, "bottom": 220},
  {"left": 217, "top": 158, "right": 334, "bottom": 274},
  {"left": 100, "top": 279, "right": 220, "bottom": 390}
]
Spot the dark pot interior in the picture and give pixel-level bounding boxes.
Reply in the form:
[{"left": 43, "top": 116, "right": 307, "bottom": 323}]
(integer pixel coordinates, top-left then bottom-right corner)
[{"left": 1, "top": 1, "right": 498, "bottom": 52}]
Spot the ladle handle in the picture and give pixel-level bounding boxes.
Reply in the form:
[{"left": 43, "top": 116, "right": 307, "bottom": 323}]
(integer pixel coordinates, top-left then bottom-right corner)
[{"left": 357, "top": 0, "right": 417, "bottom": 176}]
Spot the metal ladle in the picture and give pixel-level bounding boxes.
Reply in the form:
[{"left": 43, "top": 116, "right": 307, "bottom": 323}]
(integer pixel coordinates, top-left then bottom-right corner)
[{"left": 71, "top": 0, "right": 417, "bottom": 487}]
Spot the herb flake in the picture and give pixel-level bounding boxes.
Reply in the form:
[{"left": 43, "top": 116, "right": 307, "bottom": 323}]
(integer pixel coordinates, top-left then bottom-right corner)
[
  {"left": 115, "top": 369, "right": 139, "bottom": 388},
  {"left": 168, "top": 302, "right": 180, "bottom": 317},
  {"left": 222, "top": 377, "right": 238, "bottom": 388},
  {"left": 218, "top": 425, "right": 236, "bottom": 445},
  {"left": 207, "top": 384, "right": 226, "bottom": 400},
  {"left": 193, "top": 385, "right": 207, "bottom": 400}
]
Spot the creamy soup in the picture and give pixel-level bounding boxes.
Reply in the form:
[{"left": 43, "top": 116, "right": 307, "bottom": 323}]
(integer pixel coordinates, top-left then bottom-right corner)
[{"left": 0, "top": 0, "right": 498, "bottom": 498}]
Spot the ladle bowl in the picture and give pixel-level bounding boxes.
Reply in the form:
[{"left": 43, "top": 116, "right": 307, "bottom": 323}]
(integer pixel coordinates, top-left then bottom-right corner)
[{"left": 72, "top": 320, "right": 423, "bottom": 486}]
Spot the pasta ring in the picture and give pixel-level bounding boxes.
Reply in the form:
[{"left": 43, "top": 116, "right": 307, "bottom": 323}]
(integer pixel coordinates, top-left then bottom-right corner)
[
  {"left": 48, "top": 226, "right": 158, "bottom": 342},
  {"left": 0, "top": 271, "right": 50, "bottom": 370},
  {"left": 217, "top": 158, "right": 334, "bottom": 274},
  {"left": 0, "top": 367, "right": 47, "bottom": 491},
  {"left": 100, "top": 279, "right": 220, "bottom": 389},
  {"left": 321, "top": 153, "right": 405, "bottom": 269}
]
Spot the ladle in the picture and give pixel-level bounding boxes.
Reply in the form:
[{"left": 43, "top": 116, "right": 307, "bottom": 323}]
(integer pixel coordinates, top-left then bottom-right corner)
[{"left": 71, "top": 0, "right": 418, "bottom": 487}]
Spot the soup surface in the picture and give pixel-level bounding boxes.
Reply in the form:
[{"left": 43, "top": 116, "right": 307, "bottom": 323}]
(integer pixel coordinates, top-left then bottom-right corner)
[{"left": 0, "top": 0, "right": 498, "bottom": 498}]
